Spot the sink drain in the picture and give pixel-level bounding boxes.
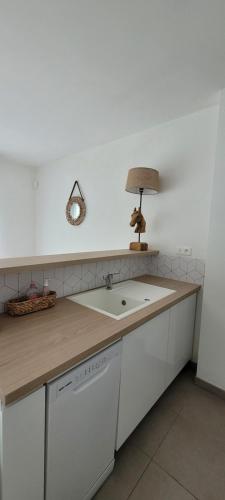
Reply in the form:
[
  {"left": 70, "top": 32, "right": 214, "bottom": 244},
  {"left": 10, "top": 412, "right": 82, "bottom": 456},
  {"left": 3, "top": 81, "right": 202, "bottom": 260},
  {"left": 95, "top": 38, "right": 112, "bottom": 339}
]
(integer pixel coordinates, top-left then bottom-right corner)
[
  {"left": 144, "top": 298, "right": 150, "bottom": 301},
  {"left": 121, "top": 300, "right": 127, "bottom": 306}
]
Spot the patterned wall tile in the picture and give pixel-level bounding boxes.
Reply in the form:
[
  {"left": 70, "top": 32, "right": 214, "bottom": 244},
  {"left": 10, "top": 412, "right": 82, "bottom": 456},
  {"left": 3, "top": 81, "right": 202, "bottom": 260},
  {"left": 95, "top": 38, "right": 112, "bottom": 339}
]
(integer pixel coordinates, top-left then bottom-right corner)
[
  {"left": 148, "top": 254, "right": 205, "bottom": 285},
  {"left": 148, "top": 255, "right": 158, "bottom": 275},
  {"left": 0, "top": 285, "right": 19, "bottom": 306},
  {"left": 95, "top": 260, "right": 109, "bottom": 288},
  {"left": 129, "top": 256, "right": 141, "bottom": 278},
  {"left": 5, "top": 273, "right": 19, "bottom": 291},
  {"left": 119, "top": 258, "right": 130, "bottom": 282},
  {"left": 81, "top": 263, "right": 97, "bottom": 291},
  {"left": 19, "top": 271, "right": 32, "bottom": 296},
  {"left": 63, "top": 265, "right": 82, "bottom": 296},
  {"left": 0, "top": 273, "right": 19, "bottom": 313},
  {"left": 108, "top": 259, "right": 121, "bottom": 277}
]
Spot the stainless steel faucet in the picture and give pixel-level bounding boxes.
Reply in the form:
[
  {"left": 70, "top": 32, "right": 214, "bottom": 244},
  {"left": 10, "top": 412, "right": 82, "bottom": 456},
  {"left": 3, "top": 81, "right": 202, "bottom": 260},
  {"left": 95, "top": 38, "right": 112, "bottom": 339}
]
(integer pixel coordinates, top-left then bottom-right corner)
[{"left": 103, "top": 272, "right": 120, "bottom": 290}]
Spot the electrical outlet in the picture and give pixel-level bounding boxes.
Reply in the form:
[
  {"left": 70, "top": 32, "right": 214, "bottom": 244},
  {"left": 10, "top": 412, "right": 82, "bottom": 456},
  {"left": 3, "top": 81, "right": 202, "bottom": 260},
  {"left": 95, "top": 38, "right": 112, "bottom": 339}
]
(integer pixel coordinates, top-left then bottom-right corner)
[{"left": 176, "top": 246, "right": 192, "bottom": 256}]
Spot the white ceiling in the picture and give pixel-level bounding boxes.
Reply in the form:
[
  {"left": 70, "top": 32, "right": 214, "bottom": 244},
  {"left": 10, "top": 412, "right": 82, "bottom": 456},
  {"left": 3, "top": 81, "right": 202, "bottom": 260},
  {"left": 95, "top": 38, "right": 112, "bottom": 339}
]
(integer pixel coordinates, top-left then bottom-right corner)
[{"left": 0, "top": 0, "right": 225, "bottom": 165}]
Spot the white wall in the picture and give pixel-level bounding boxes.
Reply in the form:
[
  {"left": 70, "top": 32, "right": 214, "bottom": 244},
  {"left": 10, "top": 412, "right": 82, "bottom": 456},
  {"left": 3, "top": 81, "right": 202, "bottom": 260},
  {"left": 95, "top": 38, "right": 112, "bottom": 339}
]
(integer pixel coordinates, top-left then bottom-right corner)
[
  {"left": 0, "top": 158, "right": 36, "bottom": 257},
  {"left": 35, "top": 106, "right": 218, "bottom": 258},
  {"left": 197, "top": 90, "right": 225, "bottom": 389}
]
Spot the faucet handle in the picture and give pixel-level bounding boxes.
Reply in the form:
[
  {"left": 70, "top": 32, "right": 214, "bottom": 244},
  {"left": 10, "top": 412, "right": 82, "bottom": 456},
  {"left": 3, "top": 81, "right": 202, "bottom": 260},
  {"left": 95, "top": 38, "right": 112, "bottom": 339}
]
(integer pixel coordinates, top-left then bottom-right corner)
[
  {"left": 103, "top": 271, "right": 120, "bottom": 279},
  {"left": 103, "top": 273, "right": 112, "bottom": 279}
]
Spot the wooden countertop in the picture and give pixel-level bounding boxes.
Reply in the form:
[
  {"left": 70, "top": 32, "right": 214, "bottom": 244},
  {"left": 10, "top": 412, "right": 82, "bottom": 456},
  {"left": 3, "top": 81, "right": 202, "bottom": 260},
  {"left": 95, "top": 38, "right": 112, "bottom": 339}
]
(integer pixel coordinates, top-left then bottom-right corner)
[
  {"left": 0, "top": 249, "right": 159, "bottom": 273},
  {"left": 0, "top": 275, "right": 200, "bottom": 405}
]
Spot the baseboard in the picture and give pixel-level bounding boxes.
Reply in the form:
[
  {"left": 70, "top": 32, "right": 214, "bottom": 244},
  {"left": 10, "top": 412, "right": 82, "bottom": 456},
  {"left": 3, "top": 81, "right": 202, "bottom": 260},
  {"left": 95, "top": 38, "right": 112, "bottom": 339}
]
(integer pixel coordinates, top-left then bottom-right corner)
[{"left": 195, "top": 377, "right": 225, "bottom": 400}]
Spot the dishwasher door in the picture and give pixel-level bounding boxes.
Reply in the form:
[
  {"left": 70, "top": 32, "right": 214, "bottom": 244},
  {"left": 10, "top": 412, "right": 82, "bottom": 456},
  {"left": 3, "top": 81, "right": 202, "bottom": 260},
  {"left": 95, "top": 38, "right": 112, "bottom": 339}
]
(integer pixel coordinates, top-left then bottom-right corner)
[{"left": 45, "top": 341, "right": 121, "bottom": 500}]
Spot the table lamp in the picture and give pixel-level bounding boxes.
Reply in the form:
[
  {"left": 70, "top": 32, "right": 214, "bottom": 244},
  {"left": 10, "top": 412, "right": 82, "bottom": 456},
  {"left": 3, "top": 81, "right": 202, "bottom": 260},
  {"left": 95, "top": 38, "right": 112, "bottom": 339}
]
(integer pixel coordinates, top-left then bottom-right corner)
[{"left": 125, "top": 167, "right": 160, "bottom": 251}]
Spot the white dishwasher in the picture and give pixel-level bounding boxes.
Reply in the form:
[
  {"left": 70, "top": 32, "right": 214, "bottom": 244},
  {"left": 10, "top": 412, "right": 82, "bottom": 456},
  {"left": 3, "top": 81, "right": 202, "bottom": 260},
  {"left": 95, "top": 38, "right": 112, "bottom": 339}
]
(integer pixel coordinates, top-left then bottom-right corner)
[{"left": 45, "top": 341, "right": 121, "bottom": 500}]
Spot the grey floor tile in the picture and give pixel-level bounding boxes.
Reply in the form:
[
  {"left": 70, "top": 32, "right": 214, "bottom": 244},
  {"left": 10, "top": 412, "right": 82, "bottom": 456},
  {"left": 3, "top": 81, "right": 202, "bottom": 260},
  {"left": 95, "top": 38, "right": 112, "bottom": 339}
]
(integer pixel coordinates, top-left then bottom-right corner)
[
  {"left": 95, "top": 367, "right": 225, "bottom": 500},
  {"left": 155, "top": 409, "right": 225, "bottom": 500},
  {"left": 158, "top": 366, "right": 200, "bottom": 415},
  {"left": 94, "top": 442, "right": 150, "bottom": 500},
  {"left": 129, "top": 462, "right": 196, "bottom": 500},
  {"left": 127, "top": 401, "right": 177, "bottom": 459},
  {"left": 182, "top": 384, "right": 225, "bottom": 443}
]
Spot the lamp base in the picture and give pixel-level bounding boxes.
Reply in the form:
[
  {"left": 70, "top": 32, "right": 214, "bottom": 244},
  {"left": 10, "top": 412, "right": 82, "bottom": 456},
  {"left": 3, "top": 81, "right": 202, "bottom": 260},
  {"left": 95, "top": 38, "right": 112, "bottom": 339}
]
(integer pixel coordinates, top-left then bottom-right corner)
[{"left": 129, "top": 242, "right": 148, "bottom": 251}]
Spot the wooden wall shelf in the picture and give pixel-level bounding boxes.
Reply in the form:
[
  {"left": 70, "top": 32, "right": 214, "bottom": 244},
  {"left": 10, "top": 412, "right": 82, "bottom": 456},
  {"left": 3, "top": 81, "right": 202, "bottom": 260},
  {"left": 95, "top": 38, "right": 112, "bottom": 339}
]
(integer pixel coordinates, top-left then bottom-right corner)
[{"left": 0, "top": 249, "right": 159, "bottom": 273}]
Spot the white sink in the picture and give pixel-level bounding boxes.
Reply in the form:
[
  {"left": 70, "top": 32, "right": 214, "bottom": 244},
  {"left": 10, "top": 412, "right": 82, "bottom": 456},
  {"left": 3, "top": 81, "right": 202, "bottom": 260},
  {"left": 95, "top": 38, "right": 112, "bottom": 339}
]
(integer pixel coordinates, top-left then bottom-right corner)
[{"left": 67, "top": 280, "right": 175, "bottom": 320}]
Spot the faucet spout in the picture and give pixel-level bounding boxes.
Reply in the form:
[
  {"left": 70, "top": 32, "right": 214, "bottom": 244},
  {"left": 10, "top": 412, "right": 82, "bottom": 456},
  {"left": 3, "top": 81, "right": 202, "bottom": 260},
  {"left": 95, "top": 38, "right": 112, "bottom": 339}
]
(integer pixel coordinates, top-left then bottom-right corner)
[{"left": 103, "top": 272, "right": 120, "bottom": 290}]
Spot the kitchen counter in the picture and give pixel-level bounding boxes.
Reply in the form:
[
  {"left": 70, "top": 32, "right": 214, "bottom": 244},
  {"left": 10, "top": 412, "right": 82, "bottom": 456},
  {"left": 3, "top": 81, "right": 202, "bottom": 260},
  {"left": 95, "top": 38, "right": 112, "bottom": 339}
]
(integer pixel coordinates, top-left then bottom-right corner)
[{"left": 0, "top": 275, "right": 200, "bottom": 405}]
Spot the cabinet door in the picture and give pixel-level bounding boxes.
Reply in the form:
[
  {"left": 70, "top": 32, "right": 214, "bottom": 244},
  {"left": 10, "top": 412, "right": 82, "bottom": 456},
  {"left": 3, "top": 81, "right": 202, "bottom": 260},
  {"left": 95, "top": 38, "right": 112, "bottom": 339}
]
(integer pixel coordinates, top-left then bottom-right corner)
[
  {"left": 116, "top": 310, "right": 170, "bottom": 450},
  {"left": 166, "top": 294, "right": 196, "bottom": 388},
  {"left": 0, "top": 387, "right": 45, "bottom": 500}
]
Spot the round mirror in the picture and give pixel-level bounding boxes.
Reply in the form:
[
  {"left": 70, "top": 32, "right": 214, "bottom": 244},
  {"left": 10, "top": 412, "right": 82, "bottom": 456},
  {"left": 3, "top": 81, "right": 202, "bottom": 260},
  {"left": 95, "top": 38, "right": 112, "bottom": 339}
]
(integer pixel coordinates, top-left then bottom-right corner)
[{"left": 66, "top": 196, "right": 86, "bottom": 225}]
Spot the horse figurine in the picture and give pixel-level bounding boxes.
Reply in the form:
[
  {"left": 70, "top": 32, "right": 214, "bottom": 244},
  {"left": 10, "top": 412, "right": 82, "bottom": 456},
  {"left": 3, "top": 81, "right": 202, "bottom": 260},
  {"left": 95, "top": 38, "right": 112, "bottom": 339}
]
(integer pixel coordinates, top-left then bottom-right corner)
[{"left": 130, "top": 207, "right": 146, "bottom": 234}]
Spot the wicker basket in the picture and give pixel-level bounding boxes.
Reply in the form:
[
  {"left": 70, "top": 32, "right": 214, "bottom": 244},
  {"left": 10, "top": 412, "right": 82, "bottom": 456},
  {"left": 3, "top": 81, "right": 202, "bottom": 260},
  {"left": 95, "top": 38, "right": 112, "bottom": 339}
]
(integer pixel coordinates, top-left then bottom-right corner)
[{"left": 6, "top": 291, "right": 57, "bottom": 317}]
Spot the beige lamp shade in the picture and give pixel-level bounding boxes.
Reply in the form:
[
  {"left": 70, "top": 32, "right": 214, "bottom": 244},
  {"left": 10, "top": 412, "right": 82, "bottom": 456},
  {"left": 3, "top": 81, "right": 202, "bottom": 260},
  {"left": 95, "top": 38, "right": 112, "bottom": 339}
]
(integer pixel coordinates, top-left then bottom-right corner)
[{"left": 125, "top": 167, "right": 160, "bottom": 194}]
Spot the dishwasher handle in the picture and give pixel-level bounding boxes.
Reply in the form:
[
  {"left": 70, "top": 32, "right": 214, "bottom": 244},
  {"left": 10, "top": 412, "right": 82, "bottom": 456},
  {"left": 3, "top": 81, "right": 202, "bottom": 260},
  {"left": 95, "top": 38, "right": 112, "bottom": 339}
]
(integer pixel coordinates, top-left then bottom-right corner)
[{"left": 72, "top": 363, "right": 110, "bottom": 395}]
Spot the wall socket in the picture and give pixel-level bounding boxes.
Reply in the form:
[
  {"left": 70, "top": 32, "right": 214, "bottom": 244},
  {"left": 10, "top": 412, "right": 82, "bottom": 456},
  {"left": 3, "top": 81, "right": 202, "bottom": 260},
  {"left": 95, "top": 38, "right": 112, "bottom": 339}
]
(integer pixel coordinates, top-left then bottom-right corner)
[{"left": 176, "top": 246, "right": 192, "bottom": 256}]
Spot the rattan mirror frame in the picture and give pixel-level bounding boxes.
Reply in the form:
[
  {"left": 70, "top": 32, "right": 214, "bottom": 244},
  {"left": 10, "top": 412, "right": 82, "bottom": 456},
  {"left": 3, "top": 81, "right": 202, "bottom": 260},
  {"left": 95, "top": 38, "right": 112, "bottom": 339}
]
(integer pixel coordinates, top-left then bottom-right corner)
[{"left": 66, "top": 196, "right": 86, "bottom": 226}]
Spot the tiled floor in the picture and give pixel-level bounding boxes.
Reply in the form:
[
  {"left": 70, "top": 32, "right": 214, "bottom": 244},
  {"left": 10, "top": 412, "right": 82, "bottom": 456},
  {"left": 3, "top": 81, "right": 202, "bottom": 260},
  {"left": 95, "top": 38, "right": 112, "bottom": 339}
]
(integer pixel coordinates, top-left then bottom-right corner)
[{"left": 94, "top": 366, "right": 225, "bottom": 500}]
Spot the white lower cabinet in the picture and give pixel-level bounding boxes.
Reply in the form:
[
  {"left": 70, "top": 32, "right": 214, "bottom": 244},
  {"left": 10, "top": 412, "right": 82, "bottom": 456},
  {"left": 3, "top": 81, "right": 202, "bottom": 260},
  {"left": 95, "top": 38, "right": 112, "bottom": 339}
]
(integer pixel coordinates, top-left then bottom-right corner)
[
  {"left": 0, "top": 293, "right": 197, "bottom": 500},
  {"left": 116, "top": 310, "right": 170, "bottom": 450},
  {"left": 166, "top": 294, "right": 196, "bottom": 388},
  {"left": 116, "top": 294, "right": 197, "bottom": 450},
  {"left": 0, "top": 388, "right": 45, "bottom": 500}
]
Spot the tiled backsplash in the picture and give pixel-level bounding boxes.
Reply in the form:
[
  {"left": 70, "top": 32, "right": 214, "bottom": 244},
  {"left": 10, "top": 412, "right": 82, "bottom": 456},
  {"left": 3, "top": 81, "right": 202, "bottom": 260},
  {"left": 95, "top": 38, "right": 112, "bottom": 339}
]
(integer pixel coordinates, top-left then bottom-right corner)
[
  {"left": 148, "top": 254, "right": 205, "bottom": 286},
  {"left": 0, "top": 254, "right": 205, "bottom": 314}
]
